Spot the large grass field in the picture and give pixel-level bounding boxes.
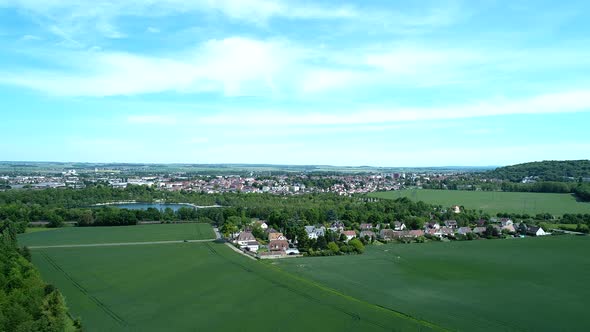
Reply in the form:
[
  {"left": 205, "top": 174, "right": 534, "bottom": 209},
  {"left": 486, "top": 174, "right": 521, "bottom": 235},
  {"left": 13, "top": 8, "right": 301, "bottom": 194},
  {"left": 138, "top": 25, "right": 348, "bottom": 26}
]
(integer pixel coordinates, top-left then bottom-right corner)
[
  {"left": 31, "top": 242, "right": 441, "bottom": 332},
  {"left": 276, "top": 236, "right": 590, "bottom": 331},
  {"left": 18, "top": 223, "right": 215, "bottom": 247},
  {"left": 369, "top": 189, "right": 590, "bottom": 215}
]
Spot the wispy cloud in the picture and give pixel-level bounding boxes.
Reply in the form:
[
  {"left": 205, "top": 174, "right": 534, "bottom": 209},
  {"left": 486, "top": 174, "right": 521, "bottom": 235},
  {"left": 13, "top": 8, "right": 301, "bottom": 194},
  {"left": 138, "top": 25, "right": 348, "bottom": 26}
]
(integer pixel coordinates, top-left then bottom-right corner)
[{"left": 0, "top": 37, "right": 304, "bottom": 96}]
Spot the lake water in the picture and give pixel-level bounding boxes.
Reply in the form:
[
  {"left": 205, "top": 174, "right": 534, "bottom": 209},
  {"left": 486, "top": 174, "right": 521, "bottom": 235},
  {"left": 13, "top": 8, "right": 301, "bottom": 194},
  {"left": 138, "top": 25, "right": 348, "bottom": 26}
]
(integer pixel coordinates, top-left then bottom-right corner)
[{"left": 111, "top": 203, "right": 194, "bottom": 212}]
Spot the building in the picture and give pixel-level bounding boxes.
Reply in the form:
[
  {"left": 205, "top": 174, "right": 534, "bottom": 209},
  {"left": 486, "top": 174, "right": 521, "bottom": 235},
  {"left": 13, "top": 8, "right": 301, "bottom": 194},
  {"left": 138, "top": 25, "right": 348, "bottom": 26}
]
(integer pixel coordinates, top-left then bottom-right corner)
[
  {"left": 235, "top": 232, "right": 255, "bottom": 246},
  {"left": 242, "top": 241, "right": 260, "bottom": 252},
  {"left": 359, "top": 223, "right": 373, "bottom": 230},
  {"left": 268, "top": 240, "right": 290, "bottom": 252},
  {"left": 341, "top": 230, "right": 357, "bottom": 242},
  {"left": 329, "top": 221, "right": 345, "bottom": 233},
  {"left": 456, "top": 227, "right": 472, "bottom": 235},
  {"left": 359, "top": 230, "right": 376, "bottom": 239},
  {"left": 444, "top": 220, "right": 458, "bottom": 229},
  {"left": 305, "top": 225, "right": 326, "bottom": 239},
  {"left": 379, "top": 229, "right": 395, "bottom": 241},
  {"left": 451, "top": 205, "right": 461, "bottom": 213},
  {"left": 473, "top": 227, "right": 486, "bottom": 234},
  {"left": 393, "top": 221, "right": 406, "bottom": 231},
  {"left": 527, "top": 226, "right": 547, "bottom": 236},
  {"left": 268, "top": 232, "right": 287, "bottom": 241}
]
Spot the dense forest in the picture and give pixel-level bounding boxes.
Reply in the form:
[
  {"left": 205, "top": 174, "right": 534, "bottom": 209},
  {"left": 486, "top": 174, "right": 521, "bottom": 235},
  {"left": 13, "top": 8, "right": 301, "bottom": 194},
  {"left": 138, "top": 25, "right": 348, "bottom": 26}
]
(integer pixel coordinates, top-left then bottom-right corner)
[
  {"left": 485, "top": 160, "right": 590, "bottom": 182},
  {"left": 0, "top": 222, "right": 80, "bottom": 331}
]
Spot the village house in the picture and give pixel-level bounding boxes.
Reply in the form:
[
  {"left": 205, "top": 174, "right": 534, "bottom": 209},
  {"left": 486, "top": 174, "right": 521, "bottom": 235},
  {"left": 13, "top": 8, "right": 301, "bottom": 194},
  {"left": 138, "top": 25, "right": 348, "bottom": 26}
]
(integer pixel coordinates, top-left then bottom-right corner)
[
  {"left": 254, "top": 220, "right": 268, "bottom": 230},
  {"left": 451, "top": 205, "right": 461, "bottom": 213},
  {"left": 359, "top": 230, "right": 376, "bottom": 240},
  {"left": 268, "top": 240, "right": 289, "bottom": 252},
  {"left": 329, "top": 221, "right": 345, "bottom": 232},
  {"left": 500, "top": 218, "right": 514, "bottom": 227},
  {"left": 502, "top": 224, "right": 516, "bottom": 233},
  {"left": 456, "top": 227, "right": 472, "bottom": 235},
  {"left": 444, "top": 220, "right": 458, "bottom": 229},
  {"left": 242, "top": 241, "right": 260, "bottom": 252},
  {"left": 341, "top": 230, "right": 357, "bottom": 242},
  {"left": 265, "top": 227, "right": 279, "bottom": 235},
  {"left": 235, "top": 231, "right": 256, "bottom": 246},
  {"left": 304, "top": 225, "right": 326, "bottom": 239},
  {"left": 473, "top": 226, "right": 486, "bottom": 234},
  {"left": 527, "top": 226, "right": 547, "bottom": 236},
  {"left": 439, "top": 227, "right": 454, "bottom": 237},
  {"left": 359, "top": 223, "right": 373, "bottom": 230},
  {"left": 379, "top": 229, "right": 395, "bottom": 241},
  {"left": 426, "top": 221, "right": 441, "bottom": 230},
  {"left": 393, "top": 221, "right": 406, "bottom": 231},
  {"left": 476, "top": 219, "right": 487, "bottom": 227},
  {"left": 268, "top": 232, "right": 287, "bottom": 241},
  {"left": 408, "top": 230, "right": 425, "bottom": 237}
]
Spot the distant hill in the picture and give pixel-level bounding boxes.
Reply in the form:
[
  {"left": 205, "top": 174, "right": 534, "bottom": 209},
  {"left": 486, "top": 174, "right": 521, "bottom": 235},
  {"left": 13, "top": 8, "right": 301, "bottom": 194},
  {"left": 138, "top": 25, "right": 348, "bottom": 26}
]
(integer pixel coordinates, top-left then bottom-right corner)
[{"left": 486, "top": 160, "right": 590, "bottom": 182}]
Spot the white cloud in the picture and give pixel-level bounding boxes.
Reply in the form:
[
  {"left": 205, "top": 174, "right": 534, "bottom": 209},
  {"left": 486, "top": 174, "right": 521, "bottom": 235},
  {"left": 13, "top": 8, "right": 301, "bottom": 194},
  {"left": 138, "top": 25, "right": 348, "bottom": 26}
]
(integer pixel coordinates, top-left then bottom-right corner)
[
  {"left": 0, "top": 37, "right": 303, "bottom": 96},
  {"left": 146, "top": 27, "right": 160, "bottom": 33},
  {"left": 127, "top": 115, "right": 178, "bottom": 125},
  {"left": 196, "top": 89, "right": 590, "bottom": 126},
  {"left": 20, "top": 34, "right": 42, "bottom": 41}
]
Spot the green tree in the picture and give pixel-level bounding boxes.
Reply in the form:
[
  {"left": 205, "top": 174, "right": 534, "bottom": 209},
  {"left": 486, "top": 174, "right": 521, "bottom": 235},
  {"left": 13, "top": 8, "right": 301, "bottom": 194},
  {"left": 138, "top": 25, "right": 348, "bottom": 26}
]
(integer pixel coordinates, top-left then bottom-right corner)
[
  {"left": 327, "top": 242, "right": 340, "bottom": 254},
  {"left": 349, "top": 239, "right": 365, "bottom": 254}
]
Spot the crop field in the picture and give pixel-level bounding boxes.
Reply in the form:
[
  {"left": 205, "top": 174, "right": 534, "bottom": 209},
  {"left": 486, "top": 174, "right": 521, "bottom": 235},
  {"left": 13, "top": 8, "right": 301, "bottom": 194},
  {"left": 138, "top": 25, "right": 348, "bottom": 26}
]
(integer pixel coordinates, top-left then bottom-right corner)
[
  {"left": 18, "top": 223, "right": 215, "bottom": 247},
  {"left": 369, "top": 189, "right": 590, "bottom": 215},
  {"left": 276, "top": 236, "right": 590, "bottom": 331},
  {"left": 30, "top": 241, "right": 441, "bottom": 332},
  {"left": 23, "top": 223, "right": 441, "bottom": 331}
]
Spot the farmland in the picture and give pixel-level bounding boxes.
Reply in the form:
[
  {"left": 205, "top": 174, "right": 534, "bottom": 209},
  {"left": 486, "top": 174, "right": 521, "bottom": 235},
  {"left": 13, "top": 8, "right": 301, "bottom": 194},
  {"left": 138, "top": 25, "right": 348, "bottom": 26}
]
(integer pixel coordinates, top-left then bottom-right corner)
[
  {"left": 18, "top": 223, "right": 215, "bottom": 247},
  {"left": 25, "top": 225, "right": 442, "bottom": 331},
  {"left": 369, "top": 189, "right": 590, "bottom": 215},
  {"left": 276, "top": 236, "right": 590, "bottom": 331}
]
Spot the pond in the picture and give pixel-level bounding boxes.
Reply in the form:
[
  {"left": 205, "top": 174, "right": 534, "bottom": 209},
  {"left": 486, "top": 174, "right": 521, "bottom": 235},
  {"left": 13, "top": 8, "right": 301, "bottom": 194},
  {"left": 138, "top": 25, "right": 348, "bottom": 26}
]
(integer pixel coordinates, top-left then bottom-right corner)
[{"left": 107, "top": 203, "right": 195, "bottom": 212}]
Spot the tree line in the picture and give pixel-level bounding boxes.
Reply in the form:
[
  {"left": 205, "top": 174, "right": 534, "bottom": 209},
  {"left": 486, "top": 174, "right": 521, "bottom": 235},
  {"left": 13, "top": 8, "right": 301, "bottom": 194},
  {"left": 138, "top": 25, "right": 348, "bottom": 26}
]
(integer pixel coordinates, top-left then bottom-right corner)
[{"left": 0, "top": 222, "right": 81, "bottom": 331}]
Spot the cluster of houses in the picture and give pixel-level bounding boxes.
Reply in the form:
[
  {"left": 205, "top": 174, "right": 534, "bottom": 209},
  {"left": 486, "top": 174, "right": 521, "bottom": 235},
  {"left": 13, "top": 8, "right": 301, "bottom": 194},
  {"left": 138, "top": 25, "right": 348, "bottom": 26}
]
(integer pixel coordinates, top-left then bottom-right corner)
[
  {"left": 232, "top": 220, "right": 300, "bottom": 258},
  {"left": 379, "top": 218, "right": 547, "bottom": 242},
  {"left": 231, "top": 220, "right": 366, "bottom": 258},
  {"left": 230, "top": 217, "right": 549, "bottom": 258}
]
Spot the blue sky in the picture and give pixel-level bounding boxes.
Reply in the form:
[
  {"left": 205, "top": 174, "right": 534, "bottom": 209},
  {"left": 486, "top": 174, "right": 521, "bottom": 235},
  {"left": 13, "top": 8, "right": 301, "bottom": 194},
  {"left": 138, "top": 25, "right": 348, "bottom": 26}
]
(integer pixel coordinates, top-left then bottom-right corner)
[{"left": 1, "top": 0, "right": 589, "bottom": 166}]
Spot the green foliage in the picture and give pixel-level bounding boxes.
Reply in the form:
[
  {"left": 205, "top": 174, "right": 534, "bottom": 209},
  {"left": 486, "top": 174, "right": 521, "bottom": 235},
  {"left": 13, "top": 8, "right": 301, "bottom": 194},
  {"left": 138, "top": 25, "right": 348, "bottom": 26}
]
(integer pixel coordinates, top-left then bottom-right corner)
[
  {"left": 327, "top": 242, "right": 340, "bottom": 254},
  {"left": 486, "top": 160, "right": 590, "bottom": 182},
  {"left": 0, "top": 228, "right": 78, "bottom": 331},
  {"left": 348, "top": 239, "right": 365, "bottom": 254}
]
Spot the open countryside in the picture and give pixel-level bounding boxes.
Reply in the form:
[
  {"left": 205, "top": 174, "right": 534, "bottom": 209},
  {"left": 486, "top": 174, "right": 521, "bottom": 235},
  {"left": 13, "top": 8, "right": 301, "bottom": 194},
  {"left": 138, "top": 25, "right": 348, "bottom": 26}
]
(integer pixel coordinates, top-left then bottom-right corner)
[
  {"left": 19, "top": 223, "right": 215, "bottom": 247},
  {"left": 276, "top": 236, "right": 590, "bottom": 331},
  {"left": 369, "top": 189, "right": 590, "bottom": 216},
  {"left": 25, "top": 225, "right": 441, "bottom": 332}
]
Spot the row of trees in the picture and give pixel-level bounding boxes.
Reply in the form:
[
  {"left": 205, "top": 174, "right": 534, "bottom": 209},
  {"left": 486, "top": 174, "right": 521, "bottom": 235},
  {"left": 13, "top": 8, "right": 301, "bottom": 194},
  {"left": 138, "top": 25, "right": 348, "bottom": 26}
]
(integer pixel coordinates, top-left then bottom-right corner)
[{"left": 0, "top": 221, "right": 80, "bottom": 331}]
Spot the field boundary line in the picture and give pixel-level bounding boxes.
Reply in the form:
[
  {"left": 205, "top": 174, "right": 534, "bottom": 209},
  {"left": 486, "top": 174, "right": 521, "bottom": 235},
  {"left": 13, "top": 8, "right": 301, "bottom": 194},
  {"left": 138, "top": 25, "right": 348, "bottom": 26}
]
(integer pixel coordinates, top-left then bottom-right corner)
[
  {"left": 211, "top": 243, "right": 448, "bottom": 331},
  {"left": 28, "top": 238, "right": 216, "bottom": 249},
  {"left": 39, "top": 251, "right": 127, "bottom": 326}
]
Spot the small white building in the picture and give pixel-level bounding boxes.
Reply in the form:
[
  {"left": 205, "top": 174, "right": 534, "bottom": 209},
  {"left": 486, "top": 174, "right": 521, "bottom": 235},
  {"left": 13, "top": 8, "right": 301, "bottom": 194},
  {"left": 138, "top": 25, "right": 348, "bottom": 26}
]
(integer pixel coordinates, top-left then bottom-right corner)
[{"left": 527, "top": 226, "right": 547, "bottom": 237}]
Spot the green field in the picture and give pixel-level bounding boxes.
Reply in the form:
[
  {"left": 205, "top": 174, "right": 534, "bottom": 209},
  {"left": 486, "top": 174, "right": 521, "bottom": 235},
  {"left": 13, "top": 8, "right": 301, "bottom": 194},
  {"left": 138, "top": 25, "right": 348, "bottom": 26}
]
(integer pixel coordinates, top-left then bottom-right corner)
[
  {"left": 370, "top": 189, "right": 590, "bottom": 215},
  {"left": 276, "top": 236, "right": 590, "bottom": 331},
  {"left": 31, "top": 243, "right": 440, "bottom": 331},
  {"left": 19, "top": 223, "right": 215, "bottom": 247}
]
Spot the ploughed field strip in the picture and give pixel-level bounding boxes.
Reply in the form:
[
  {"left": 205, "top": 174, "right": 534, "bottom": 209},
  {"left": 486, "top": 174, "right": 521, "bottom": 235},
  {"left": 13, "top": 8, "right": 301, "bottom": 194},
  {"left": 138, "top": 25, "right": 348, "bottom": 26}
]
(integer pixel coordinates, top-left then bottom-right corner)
[
  {"left": 32, "top": 242, "right": 444, "bottom": 332},
  {"left": 370, "top": 189, "right": 590, "bottom": 216},
  {"left": 276, "top": 236, "right": 590, "bottom": 332},
  {"left": 18, "top": 223, "right": 215, "bottom": 247}
]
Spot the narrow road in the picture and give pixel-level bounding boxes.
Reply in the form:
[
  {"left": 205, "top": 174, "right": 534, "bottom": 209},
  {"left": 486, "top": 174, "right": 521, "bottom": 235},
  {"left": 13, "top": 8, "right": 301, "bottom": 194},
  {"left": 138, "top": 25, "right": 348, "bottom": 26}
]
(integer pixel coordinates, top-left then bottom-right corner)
[{"left": 28, "top": 238, "right": 216, "bottom": 249}]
